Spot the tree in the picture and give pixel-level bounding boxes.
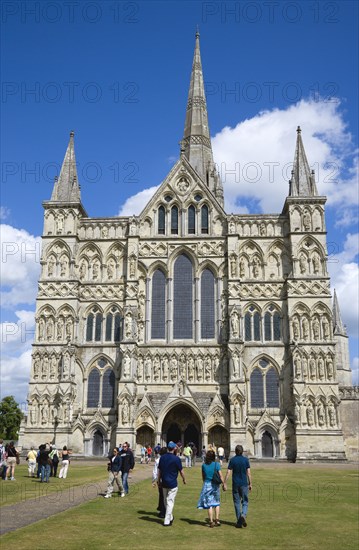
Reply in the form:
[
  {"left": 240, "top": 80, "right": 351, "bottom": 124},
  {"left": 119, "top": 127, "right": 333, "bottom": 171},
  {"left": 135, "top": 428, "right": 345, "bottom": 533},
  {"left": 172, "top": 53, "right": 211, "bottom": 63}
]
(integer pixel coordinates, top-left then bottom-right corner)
[{"left": 0, "top": 396, "right": 24, "bottom": 440}]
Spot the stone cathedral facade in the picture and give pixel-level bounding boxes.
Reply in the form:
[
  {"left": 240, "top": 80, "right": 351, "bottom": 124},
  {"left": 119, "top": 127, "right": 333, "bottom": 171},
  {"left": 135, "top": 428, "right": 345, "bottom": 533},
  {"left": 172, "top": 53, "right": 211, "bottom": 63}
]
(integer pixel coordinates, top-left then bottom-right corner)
[{"left": 19, "top": 33, "right": 357, "bottom": 460}]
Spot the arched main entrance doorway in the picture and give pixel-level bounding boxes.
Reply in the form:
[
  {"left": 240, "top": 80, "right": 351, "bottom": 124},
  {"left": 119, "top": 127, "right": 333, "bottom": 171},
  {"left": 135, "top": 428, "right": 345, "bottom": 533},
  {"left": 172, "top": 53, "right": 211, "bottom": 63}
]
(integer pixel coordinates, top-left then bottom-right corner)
[
  {"left": 93, "top": 429, "right": 105, "bottom": 456},
  {"left": 162, "top": 404, "right": 202, "bottom": 450},
  {"left": 262, "top": 430, "right": 274, "bottom": 457}
]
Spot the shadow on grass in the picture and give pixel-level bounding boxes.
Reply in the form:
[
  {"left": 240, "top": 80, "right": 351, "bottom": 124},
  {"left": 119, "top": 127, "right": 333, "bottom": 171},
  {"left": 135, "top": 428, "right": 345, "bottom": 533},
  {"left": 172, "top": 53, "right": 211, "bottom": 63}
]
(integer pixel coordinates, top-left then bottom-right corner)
[
  {"left": 138, "top": 516, "right": 163, "bottom": 524},
  {"left": 137, "top": 510, "right": 159, "bottom": 517},
  {"left": 181, "top": 517, "right": 237, "bottom": 528}
]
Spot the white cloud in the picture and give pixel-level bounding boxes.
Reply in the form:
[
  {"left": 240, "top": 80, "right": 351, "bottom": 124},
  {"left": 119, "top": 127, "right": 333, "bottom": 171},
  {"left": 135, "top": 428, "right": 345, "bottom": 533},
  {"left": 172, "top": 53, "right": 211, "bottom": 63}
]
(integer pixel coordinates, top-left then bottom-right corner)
[
  {"left": 0, "top": 310, "right": 35, "bottom": 405},
  {"left": 118, "top": 185, "right": 159, "bottom": 216},
  {"left": 211, "top": 99, "right": 358, "bottom": 219},
  {"left": 0, "top": 224, "right": 41, "bottom": 307}
]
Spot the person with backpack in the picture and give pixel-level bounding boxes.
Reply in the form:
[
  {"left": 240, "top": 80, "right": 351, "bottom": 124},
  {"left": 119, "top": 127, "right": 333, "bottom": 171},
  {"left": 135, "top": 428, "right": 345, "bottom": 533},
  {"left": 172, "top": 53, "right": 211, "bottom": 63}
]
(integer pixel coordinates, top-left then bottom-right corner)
[{"left": 49, "top": 445, "right": 59, "bottom": 477}]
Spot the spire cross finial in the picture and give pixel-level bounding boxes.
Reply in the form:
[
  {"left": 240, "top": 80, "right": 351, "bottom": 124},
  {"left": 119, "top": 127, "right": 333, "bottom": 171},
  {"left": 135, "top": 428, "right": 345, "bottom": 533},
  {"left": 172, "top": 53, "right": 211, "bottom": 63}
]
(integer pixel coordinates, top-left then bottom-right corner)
[
  {"left": 195, "top": 25, "right": 200, "bottom": 38},
  {"left": 297, "top": 126, "right": 301, "bottom": 134}
]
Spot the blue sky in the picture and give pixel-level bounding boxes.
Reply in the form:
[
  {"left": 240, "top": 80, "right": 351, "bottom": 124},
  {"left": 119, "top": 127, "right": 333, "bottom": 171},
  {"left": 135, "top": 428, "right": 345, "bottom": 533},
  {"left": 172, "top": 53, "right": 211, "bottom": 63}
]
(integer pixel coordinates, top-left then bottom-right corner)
[{"left": 1, "top": 0, "right": 358, "bottom": 405}]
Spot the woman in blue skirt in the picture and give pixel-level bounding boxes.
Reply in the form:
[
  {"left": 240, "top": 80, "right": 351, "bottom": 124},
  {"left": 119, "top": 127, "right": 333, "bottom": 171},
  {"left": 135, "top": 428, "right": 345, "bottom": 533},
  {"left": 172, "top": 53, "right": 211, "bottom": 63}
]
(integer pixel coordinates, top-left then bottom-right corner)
[{"left": 197, "top": 449, "right": 226, "bottom": 527}]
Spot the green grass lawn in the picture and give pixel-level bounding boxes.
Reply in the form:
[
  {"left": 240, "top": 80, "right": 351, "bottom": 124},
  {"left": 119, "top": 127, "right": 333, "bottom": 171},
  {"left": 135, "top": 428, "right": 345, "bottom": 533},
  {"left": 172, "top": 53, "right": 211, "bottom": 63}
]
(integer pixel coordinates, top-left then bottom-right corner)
[
  {"left": 1, "top": 465, "right": 358, "bottom": 549},
  {"left": 0, "top": 462, "right": 106, "bottom": 507}
]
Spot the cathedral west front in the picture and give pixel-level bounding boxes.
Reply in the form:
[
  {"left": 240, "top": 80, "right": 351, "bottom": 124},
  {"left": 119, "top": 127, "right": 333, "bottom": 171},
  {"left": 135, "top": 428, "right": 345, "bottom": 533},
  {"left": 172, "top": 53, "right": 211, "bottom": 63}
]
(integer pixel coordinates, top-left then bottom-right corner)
[{"left": 19, "top": 32, "right": 358, "bottom": 460}]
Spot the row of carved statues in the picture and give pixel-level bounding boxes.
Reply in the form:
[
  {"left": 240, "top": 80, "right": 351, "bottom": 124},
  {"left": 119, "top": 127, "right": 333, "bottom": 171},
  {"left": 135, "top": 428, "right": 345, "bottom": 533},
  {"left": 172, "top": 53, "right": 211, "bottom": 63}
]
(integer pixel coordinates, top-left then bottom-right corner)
[
  {"left": 38, "top": 315, "right": 74, "bottom": 342},
  {"left": 291, "top": 314, "right": 332, "bottom": 342},
  {"left": 133, "top": 352, "right": 224, "bottom": 384},
  {"left": 293, "top": 352, "right": 335, "bottom": 382},
  {"left": 32, "top": 350, "right": 74, "bottom": 380},
  {"left": 295, "top": 397, "right": 338, "bottom": 428},
  {"left": 27, "top": 398, "right": 73, "bottom": 426}
]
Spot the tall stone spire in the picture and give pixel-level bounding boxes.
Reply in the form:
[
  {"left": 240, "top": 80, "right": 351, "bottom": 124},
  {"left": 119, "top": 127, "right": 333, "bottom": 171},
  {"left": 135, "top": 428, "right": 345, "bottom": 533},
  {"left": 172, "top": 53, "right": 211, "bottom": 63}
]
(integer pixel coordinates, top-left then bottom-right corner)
[
  {"left": 289, "top": 127, "right": 318, "bottom": 197},
  {"left": 182, "top": 31, "right": 224, "bottom": 206},
  {"left": 333, "top": 289, "right": 347, "bottom": 335},
  {"left": 51, "top": 131, "right": 81, "bottom": 202}
]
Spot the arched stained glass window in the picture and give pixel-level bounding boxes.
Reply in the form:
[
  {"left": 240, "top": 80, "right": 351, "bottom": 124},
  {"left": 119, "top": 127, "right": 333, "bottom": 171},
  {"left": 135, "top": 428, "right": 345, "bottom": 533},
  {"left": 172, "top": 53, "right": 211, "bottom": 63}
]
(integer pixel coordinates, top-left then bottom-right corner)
[
  {"left": 114, "top": 313, "right": 122, "bottom": 342},
  {"left": 188, "top": 205, "right": 196, "bottom": 234},
  {"left": 266, "top": 368, "right": 279, "bottom": 407},
  {"left": 95, "top": 313, "right": 102, "bottom": 342},
  {"left": 264, "top": 312, "right": 271, "bottom": 341},
  {"left": 102, "top": 369, "right": 115, "bottom": 408},
  {"left": 152, "top": 269, "right": 166, "bottom": 339},
  {"left": 87, "top": 369, "right": 100, "bottom": 407},
  {"left": 158, "top": 206, "right": 165, "bottom": 235},
  {"left": 201, "top": 205, "right": 209, "bottom": 234},
  {"left": 250, "top": 368, "right": 264, "bottom": 408},
  {"left": 201, "top": 269, "right": 215, "bottom": 339},
  {"left": 273, "top": 312, "right": 281, "bottom": 340},
  {"left": 244, "top": 313, "right": 251, "bottom": 341},
  {"left": 171, "top": 206, "right": 178, "bottom": 235},
  {"left": 86, "top": 313, "right": 94, "bottom": 342},
  {"left": 253, "top": 311, "right": 261, "bottom": 341},
  {"left": 105, "top": 314, "right": 113, "bottom": 341},
  {"left": 173, "top": 254, "right": 193, "bottom": 339}
]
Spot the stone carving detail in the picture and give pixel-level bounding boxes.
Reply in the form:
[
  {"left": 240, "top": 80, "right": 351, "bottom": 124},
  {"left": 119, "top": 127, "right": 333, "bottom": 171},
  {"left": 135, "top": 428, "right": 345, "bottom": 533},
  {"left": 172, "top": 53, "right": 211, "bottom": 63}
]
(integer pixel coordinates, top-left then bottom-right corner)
[
  {"left": 290, "top": 305, "right": 332, "bottom": 343},
  {"left": 287, "top": 280, "right": 330, "bottom": 297},
  {"left": 135, "top": 349, "right": 224, "bottom": 384},
  {"left": 198, "top": 241, "right": 225, "bottom": 256},
  {"left": 238, "top": 282, "right": 283, "bottom": 299},
  {"left": 139, "top": 242, "right": 168, "bottom": 257},
  {"left": 292, "top": 350, "right": 335, "bottom": 383},
  {"left": 295, "top": 396, "right": 339, "bottom": 429},
  {"left": 79, "top": 285, "right": 125, "bottom": 300}
]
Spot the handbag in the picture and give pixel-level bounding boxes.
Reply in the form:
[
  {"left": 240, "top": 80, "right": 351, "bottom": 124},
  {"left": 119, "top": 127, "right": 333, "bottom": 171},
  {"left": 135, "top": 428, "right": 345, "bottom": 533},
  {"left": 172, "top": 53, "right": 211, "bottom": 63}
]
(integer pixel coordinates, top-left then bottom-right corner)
[{"left": 212, "top": 464, "right": 222, "bottom": 485}]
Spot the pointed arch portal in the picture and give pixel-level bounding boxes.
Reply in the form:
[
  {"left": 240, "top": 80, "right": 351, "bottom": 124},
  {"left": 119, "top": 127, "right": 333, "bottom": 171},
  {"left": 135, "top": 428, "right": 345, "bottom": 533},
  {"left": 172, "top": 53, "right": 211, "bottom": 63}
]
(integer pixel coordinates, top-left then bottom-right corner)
[{"left": 161, "top": 404, "right": 201, "bottom": 449}]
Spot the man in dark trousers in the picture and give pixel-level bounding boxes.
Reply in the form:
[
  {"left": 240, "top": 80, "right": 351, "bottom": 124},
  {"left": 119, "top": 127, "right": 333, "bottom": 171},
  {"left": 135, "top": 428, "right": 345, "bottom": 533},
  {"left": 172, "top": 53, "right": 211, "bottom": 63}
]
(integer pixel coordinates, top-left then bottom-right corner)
[
  {"left": 224, "top": 444, "right": 252, "bottom": 528},
  {"left": 157, "top": 441, "right": 186, "bottom": 527},
  {"left": 119, "top": 442, "right": 134, "bottom": 495}
]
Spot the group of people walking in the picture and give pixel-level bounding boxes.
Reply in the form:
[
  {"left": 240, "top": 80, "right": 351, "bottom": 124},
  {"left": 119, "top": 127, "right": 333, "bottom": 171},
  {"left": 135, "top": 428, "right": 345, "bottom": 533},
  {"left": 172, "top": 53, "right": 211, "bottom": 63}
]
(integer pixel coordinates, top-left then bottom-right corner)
[
  {"left": 31, "top": 443, "right": 71, "bottom": 482},
  {"left": 156, "top": 442, "right": 251, "bottom": 528}
]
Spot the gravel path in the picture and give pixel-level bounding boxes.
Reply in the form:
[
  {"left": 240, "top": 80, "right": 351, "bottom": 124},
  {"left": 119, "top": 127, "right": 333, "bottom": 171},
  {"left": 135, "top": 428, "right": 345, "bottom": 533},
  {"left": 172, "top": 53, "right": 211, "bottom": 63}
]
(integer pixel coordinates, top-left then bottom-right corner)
[{"left": 0, "top": 465, "right": 153, "bottom": 536}]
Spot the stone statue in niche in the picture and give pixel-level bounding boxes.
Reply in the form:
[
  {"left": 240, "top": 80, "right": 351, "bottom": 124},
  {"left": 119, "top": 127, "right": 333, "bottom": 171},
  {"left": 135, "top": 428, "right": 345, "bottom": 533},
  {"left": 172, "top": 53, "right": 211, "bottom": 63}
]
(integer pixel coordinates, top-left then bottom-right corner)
[
  {"left": 299, "top": 253, "right": 307, "bottom": 274},
  {"left": 79, "top": 261, "right": 87, "bottom": 279},
  {"left": 232, "top": 353, "right": 240, "bottom": 378},
  {"left": 302, "top": 356, "right": 308, "bottom": 378},
  {"left": 65, "top": 317, "right": 73, "bottom": 341},
  {"left": 230, "top": 255, "right": 237, "bottom": 278},
  {"left": 92, "top": 260, "right": 100, "bottom": 280},
  {"left": 328, "top": 402, "right": 336, "bottom": 427},
  {"left": 136, "top": 356, "right": 143, "bottom": 381},
  {"left": 312, "top": 318, "right": 320, "bottom": 341},
  {"left": 154, "top": 356, "right": 160, "bottom": 381},
  {"left": 121, "top": 401, "right": 129, "bottom": 424},
  {"left": 188, "top": 356, "right": 194, "bottom": 380},
  {"left": 292, "top": 318, "right": 300, "bottom": 340},
  {"left": 170, "top": 356, "right": 178, "bottom": 381},
  {"left": 56, "top": 213, "right": 64, "bottom": 233},
  {"left": 30, "top": 403, "right": 37, "bottom": 425},
  {"left": 239, "top": 258, "right": 246, "bottom": 278},
  {"left": 38, "top": 318, "right": 45, "bottom": 341},
  {"left": 309, "top": 357, "right": 316, "bottom": 380},
  {"left": 322, "top": 317, "right": 330, "bottom": 341},
  {"left": 145, "top": 356, "right": 151, "bottom": 381},
  {"left": 162, "top": 355, "right": 169, "bottom": 381},
  {"left": 57, "top": 318, "right": 64, "bottom": 341},
  {"left": 50, "top": 355, "right": 58, "bottom": 378},
  {"left": 294, "top": 356, "right": 301, "bottom": 379},
  {"left": 252, "top": 257, "right": 260, "bottom": 278},
  {"left": 302, "top": 318, "right": 310, "bottom": 341},
  {"left": 123, "top": 356, "right": 131, "bottom": 378},
  {"left": 326, "top": 357, "right": 334, "bottom": 379},
  {"left": 230, "top": 310, "right": 239, "bottom": 338},
  {"left": 234, "top": 401, "right": 241, "bottom": 424},
  {"left": 312, "top": 253, "right": 320, "bottom": 274},
  {"left": 129, "top": 255, "right": 136, "bottom": 278},
  {"left": 317, "top": 403, "right": 325, "bottom": 426},
  {"left": 196, "top": 356, "right": 203, "bottom": 381},
  {"left": 42, "top": 355, "right": 49, "bottom": 378},
  {"left": 204, "top": 356, "right": 211, "bottom": 381},
  {"left": 306, "top": 403, "right": 314, "bottom": 426},
  {"left": 259, "top": 222, "right": 266, "bottom": 236},
  {"left": 46, "top": 319, "right": 54, "bottom": 341},
  {"left": 60, "top": 256, "right": 68, "bottom": 277},
  {"left": 125, "top": 310, "right": 132, "bottom": 339},
  {"left": 107, "top": 260, "right": 115, "bottom": 279},
  {"left": 302, "top": 210, "right": 311, "bottom": 231},
  {"left": 33, "top": 356, "right": 40, "bottom": 377},
  {"left": 318, "top": 357, "right": 325, "bottom": 379},
  {"left": 48, "top": 257, "right": 55, "bottom": 277}
]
